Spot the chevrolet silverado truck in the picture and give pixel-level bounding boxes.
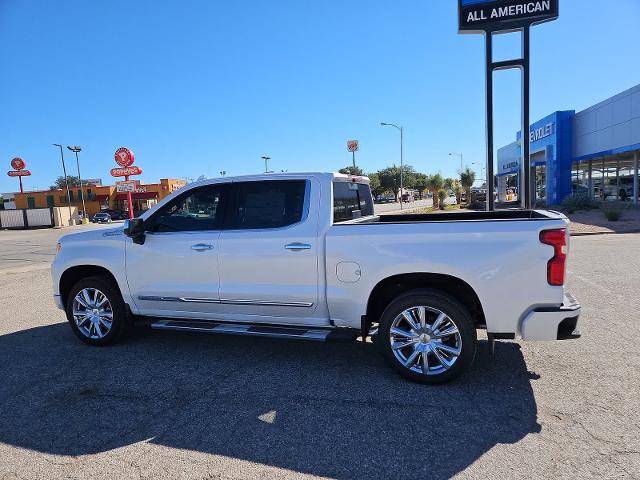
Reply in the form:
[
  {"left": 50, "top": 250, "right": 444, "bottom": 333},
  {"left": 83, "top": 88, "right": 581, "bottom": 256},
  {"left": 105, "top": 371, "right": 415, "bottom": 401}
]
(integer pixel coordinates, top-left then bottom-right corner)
[{"left": 52, "top": 173, "right": 581, "bottom": 384}]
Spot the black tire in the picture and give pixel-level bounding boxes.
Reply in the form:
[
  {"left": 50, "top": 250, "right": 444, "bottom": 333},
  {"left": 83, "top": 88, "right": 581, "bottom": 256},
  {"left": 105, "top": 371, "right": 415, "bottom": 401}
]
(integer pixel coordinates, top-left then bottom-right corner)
[
  {"left": 65, "top": 275, "right": 129, "bottom": 346},
  {"left": 377, "top": 289, "right": 477, "bottom": 384}
]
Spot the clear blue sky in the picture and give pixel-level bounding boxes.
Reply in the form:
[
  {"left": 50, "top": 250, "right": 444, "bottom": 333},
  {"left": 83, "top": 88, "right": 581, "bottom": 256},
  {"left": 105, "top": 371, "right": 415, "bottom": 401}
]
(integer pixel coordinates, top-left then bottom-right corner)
[{"left": 1, "top": 0, "right": 638, "bottom": 192}]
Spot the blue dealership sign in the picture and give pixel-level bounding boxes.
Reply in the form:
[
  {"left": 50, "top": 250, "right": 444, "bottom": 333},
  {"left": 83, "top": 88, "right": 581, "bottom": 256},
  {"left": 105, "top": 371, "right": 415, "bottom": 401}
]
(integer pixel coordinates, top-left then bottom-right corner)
[{"left": 459, "top": 0, "right": 558, "bottom": 33}]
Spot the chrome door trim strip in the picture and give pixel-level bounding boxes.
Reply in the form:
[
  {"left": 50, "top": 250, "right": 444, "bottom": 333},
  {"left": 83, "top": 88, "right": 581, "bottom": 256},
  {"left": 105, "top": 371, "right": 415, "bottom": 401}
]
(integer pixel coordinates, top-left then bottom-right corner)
[
  {"left": 219, "top": 298, "right": 314, "bottom": 308},
  {"left": 137, "top": 296, "right": 313, "bottom": 308}
]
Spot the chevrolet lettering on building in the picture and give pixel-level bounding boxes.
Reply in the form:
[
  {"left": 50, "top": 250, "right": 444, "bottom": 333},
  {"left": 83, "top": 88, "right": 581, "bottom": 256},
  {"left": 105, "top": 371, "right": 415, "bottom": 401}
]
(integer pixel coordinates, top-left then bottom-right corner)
[
  {"left": 459, "top": 0, "right": 558, "bottom": 33},
  {"left": 530, "top": 122, "right": 554, "bottom": 142}
]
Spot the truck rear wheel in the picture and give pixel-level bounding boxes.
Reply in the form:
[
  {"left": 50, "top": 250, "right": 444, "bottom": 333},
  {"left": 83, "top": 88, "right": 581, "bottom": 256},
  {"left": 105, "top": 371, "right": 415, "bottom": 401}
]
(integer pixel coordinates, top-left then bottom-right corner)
[
  {"left": 65, "top": 275, "right": 129, "bottom": 346},
  {"left": 377, "top": 289, "right": 476, "bottom": 384}
]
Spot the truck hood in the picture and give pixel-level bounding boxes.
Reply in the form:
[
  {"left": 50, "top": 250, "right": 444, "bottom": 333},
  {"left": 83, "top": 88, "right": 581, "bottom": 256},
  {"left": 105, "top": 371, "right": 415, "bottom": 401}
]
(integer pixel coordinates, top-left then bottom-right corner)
[{"left": 59, "top": 226, "right": 124, "bottom": 244}]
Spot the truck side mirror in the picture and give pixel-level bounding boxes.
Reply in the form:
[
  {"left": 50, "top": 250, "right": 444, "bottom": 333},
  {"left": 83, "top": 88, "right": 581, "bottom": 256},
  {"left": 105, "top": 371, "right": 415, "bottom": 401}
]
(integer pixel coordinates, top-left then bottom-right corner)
[{"left": 123, "top": 218, "right": 146, "bottom": 245}]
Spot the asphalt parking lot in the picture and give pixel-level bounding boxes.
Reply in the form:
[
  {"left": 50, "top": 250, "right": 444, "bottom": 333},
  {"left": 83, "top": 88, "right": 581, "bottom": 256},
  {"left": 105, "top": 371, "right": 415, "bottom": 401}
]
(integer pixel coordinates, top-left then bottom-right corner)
[{"left": 0, "top": 226, "right": 638, "bottom": 479}]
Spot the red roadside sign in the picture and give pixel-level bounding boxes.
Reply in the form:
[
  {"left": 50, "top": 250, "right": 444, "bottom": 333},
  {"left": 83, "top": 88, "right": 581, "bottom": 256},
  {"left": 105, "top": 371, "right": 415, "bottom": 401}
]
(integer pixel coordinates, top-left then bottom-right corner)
[
  {"left": 8, "top": 157, "right": 30, "bottom": 193},
  {"left": 113, "top": 147, "right": 138, "bottom": 220},
  {"left": 114, "top": 147, "right": 135, "bottom": 167},
  {"left": 110, "top": 166, "right": 142, "bottom": 177},
  {"left": 347, "top": 140, "right": 359, "bottom": 152},
  {"left": 8, "top": 170, "right": 32, "bottom": 177},
  {"left": 11, "top": 157, "right": 26, "bottom": 170}
]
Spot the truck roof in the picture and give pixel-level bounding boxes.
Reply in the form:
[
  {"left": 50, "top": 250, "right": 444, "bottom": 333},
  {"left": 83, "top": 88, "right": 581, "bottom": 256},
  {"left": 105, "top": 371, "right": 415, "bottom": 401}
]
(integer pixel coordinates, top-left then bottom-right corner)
[{"left": 185, "top": 172, "right": 370, "bottom": 188}]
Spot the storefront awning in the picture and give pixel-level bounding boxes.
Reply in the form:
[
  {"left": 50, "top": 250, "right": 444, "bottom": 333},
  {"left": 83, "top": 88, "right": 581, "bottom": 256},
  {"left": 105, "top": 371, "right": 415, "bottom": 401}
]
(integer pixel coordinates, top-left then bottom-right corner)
[
  {"left": 114, "top": 191, "right": 159, "bottom": 200},
  {"left": 95, "top": 195, "right": 110, "bottom": 202}
]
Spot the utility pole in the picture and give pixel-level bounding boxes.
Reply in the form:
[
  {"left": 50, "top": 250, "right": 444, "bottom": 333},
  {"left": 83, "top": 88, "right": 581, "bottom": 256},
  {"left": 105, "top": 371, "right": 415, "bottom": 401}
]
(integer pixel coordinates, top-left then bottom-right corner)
[
  {"left": 67, "top": 146, "right": 86, "bottom": 221},
  {"left": 53, "top": 144, "right": 74, "bottom": 225},
  {"left": 381, "top": 123, "right": 404, "bottom": 210},
  {"left": 262, "top": 156, "right": 271, "bottom": 173},
  {"left": 449, "top": 152, "right": 464, "bottom": 173}
]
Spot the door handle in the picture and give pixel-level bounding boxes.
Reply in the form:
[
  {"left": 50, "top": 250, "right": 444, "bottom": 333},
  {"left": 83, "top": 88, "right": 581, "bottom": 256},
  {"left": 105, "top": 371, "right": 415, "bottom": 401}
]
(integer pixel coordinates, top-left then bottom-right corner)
[
  {"left": 191, "top": 244, "right": 214, "bottom": 252},
  {"left": 285, "top": 243, "right": 312, "bottom": 251}
]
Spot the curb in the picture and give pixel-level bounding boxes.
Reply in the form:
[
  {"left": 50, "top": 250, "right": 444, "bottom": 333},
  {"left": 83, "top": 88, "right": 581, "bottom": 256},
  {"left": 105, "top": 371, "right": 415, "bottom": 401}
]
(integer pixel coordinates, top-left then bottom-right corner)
[{"left": 571, "top": 229, "right": 640, "bottom": 237}]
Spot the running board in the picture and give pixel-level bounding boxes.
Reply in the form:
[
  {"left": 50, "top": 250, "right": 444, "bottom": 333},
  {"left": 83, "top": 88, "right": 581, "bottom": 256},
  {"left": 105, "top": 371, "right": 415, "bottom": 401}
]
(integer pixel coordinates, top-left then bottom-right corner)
[{"left": 149, "top": 319, "right": 359, "bottom": 343}]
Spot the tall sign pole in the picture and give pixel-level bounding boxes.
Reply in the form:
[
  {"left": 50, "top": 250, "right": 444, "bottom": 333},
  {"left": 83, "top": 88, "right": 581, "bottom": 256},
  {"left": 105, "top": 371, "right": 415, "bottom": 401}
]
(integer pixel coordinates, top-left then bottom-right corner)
[
  {"left": 112, "top": 147, "right": 140, "bottom": 219},
  {"left": 458, "top": 0, "right": 559, "bottom": 210},
  {"left": 347, "top": 140, "right": 359, "bottom": 170},
  {"left": 8, "top": 158, "right": 31, "bottom": 194}
]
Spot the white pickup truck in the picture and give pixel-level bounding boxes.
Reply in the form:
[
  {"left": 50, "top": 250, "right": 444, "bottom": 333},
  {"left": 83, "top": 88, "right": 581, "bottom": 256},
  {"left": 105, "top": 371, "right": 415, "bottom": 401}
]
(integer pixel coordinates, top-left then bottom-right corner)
[{"left": 52, "top": 173, "right": 581, "bottom": 384}]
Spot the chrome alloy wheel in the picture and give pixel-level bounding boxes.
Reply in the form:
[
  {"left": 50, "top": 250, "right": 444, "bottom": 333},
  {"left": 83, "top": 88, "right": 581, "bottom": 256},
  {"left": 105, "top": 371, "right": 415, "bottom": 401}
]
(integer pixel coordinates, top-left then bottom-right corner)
[
  {"left": 72, "top": 288, "right": 113, "bottom": 339},
  {"left": 389, "top": 306, "right": 462, "bottom": 376}
]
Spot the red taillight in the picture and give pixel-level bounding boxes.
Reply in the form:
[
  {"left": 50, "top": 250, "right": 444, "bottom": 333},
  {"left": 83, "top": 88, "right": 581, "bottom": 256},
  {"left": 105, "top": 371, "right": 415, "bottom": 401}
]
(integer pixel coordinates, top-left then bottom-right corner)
[{"left": 540, "top": 229, "right": 567, "bottom": 286}]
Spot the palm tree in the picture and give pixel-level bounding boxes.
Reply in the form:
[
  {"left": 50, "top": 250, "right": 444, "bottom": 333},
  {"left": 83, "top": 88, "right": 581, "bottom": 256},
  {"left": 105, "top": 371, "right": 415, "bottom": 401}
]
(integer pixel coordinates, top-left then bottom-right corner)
[
  {"left": 437, "top": 189, "right": 447, "bottom": 210},
  {"left": 427, "top": 174, "right": 444, "bottom": 209},
  {"left": 460, "top": 168, "right": 476, "bottom": 205}
]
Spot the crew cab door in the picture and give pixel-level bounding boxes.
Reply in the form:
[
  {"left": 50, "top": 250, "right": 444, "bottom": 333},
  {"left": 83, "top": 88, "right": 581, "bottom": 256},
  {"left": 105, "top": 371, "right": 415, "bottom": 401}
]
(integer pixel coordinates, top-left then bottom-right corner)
[
  {"left": 217, "top": 179, "right": 319, "bottom": 321},
  {"left": 125, "top": 183, "right": 228, "bottom": 316}
]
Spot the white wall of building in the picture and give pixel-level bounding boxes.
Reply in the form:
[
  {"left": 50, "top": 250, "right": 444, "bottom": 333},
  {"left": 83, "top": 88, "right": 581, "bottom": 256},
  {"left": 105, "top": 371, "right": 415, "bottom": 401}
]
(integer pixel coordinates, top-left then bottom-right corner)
[{"left": 1, "top": 193, "right": 16, "bottom": 209}]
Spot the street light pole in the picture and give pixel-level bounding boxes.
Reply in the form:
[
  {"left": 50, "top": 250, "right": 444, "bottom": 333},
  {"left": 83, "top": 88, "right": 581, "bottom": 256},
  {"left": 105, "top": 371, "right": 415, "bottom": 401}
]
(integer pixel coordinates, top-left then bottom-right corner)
[
  {"left": 262, "top": 156, "right": 271, "bottom": 173},
  {"left": 381, "top": 123, "right": 404, "bottom": 210},
  {"left": 449, "top": 152, "right": 464, "bottom": 173},
  {"left": 53, "top": 144, "right": 74, "bottom": 225},
  {"left": 471, "top": 162, "right": 485, "bottom": 180},
  {"left": 67, "top": 146, "right": 86, "bottom": 220}
]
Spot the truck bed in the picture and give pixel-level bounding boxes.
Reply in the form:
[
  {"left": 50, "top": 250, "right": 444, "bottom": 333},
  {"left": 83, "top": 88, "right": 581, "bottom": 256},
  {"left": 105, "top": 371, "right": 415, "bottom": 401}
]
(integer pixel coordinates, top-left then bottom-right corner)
[{"left": 341, "top": 209, "right": 564, "bottom": 225}]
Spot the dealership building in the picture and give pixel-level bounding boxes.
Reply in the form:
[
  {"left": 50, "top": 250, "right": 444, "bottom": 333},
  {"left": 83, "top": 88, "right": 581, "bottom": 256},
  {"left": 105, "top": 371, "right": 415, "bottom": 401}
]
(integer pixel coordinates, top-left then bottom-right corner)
[{"left": 497, "top": 83, "right": 640, "bottom": 205}]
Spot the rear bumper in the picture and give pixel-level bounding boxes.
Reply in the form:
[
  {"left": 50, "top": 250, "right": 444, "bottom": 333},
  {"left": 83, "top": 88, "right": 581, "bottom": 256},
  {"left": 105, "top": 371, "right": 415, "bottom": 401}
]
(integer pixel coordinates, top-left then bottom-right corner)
[{"left": 520, "top": 292, "right": 581, "bottom": 341}]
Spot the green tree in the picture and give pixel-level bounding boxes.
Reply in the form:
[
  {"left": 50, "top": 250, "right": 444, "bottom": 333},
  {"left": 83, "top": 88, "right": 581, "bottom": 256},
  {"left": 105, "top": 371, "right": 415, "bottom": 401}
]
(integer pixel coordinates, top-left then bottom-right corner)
[
  {"left": 427, "top": 173, "right": 444, "bottom": 209},
  {"left": 338, "top": 166, "right": 365, "bottom": 176},
  {"left": 444, "top": 178, "right": 455, "bottom": 190},
  {"left": 50, "top": 175, "right": 81, "bottom": 190},
  {"left": 460, "top": 168, "right": 476, "bottom": 205},
  {"left": 414, "top": 173, "right": 428, "bottom": 200},
  {"left": 367, "top": 172, "right": 384, "bottom": 198},
  {"left": 377, "top": 165, "right": 417, "bottom": 202}
]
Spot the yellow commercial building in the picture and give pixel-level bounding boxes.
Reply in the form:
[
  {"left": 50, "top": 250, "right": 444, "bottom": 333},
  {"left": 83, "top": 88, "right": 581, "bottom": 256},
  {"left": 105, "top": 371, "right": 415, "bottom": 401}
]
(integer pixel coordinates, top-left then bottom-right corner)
[{"left": 14, "top": 178, "right": 187, "bottom": 216}]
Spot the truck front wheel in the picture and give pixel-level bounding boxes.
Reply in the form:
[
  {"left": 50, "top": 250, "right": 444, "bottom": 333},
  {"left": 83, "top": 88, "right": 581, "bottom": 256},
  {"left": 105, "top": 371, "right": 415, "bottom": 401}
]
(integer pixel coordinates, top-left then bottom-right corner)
[
  {"left": 65, "top": 275, "right": 129, "bottom": 346},
  {"left": 378, "top": 289, "right": 477, "bottom": 384}
]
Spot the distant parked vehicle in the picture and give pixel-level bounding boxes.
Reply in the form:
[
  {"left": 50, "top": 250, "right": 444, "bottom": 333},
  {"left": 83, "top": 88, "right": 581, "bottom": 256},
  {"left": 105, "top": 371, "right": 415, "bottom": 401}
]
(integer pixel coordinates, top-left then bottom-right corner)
[
  {"left": 91, "top": 212, "right": 112, "bottom": 224},
  {"left": 402, "top": 193, "right": 414, "bottom": 203},
  {"left": 100, "top": 209, "right": 126, "bottom": 220},
  {"left": 376, "top": 194, "right": 396, "bottom": 204}
]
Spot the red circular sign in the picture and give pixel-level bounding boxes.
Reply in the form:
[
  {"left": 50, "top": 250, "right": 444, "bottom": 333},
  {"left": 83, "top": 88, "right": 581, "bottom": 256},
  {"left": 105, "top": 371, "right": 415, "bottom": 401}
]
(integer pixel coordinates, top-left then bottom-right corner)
[
  {"left": 114, "top": 147, "right": 135, "bottom": 167},
  {"left": 11, "top": 157, "right": 25, "bottom": 170}
]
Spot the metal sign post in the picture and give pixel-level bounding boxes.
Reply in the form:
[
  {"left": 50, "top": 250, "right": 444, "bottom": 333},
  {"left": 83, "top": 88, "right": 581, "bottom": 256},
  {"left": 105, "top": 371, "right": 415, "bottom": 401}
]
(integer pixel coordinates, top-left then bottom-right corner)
[
  {"left": 347, "top": 140, "right": 359, "bottom": 169},
  {"left": 113, "top": 147, "right": 139, "bottom": 219},
  {"left": 484, "top": 27, "right": 531, "bottom": 210},
  {"left": 458, "top": 0, "right": 558, "bottom": 210}
]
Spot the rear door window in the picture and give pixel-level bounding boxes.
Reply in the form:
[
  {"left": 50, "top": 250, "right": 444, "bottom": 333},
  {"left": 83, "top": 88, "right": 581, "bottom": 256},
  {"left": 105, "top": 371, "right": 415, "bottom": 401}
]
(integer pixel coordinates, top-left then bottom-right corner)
[
  {"left": 226, "top": 180, "right": 307, "bottom": 230},
  {"left": 333, "top": 182, "right": 374, "bottom": 222}
]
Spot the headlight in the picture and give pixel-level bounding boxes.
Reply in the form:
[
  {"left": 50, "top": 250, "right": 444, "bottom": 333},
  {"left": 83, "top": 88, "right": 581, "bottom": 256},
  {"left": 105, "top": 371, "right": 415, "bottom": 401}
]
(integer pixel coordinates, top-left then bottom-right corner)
[{"left": 55, "top": 243, "right": 61, "bottom": 254}]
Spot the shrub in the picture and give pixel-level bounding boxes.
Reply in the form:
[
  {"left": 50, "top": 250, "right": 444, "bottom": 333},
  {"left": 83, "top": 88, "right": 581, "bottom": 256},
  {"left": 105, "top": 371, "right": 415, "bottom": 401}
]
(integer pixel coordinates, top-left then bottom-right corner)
[
  {"left": 561, "top": 193, "right": 598, "bottom": 213},
  {"left": 467, "top": 200, "right": 483, "bottom": 210},
  {"left": 603, "top": 207, "right": 622, "bottom": 221},
  {"left": 437, "top": 189, "right": 447, "bottom": 210}
]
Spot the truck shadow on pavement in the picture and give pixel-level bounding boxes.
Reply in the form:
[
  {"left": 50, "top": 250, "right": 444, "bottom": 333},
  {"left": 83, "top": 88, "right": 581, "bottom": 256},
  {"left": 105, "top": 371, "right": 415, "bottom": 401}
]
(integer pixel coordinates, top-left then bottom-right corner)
[{"left": 0, "top": 323, "right": 541, "bottom": 479}]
